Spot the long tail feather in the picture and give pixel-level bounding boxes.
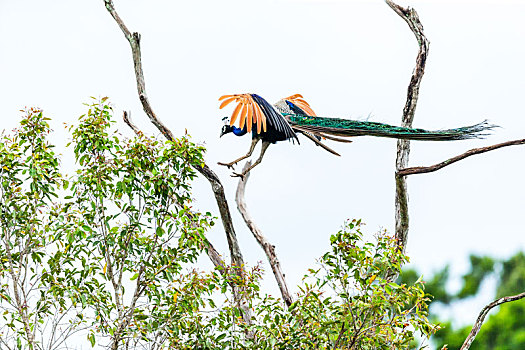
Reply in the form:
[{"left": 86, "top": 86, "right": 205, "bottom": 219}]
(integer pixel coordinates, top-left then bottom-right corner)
[
  {"left": 318, "top": 133, "right": 355, "bottom": 143},
  {"left": 292, "top": 125, "right": 354, "bottom": 143},
  {"left": 298, "top": 131, "right": 341, "bottom": 156},
  {"left": 287, "top": 115, "right": 497, "bottom": 141}
]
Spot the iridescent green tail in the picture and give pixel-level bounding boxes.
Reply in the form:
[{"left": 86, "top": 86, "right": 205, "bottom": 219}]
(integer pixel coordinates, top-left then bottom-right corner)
[{"left": 286, "top": 114, "right": 496, "bottom": 141}]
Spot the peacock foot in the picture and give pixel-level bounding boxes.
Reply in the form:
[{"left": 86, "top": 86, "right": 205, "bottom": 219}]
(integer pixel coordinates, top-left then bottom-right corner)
[
  {"left": 231, "top": 171, "right": 246, "bottom": 180},
  {"left": 217, "top": 161, "right": 236, "bottom": 169}
]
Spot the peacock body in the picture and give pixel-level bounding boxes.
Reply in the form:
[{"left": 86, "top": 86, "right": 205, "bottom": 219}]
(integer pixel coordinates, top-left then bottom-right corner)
[{"left": 218, "top": 93, "right": 496, "bottom": 176}]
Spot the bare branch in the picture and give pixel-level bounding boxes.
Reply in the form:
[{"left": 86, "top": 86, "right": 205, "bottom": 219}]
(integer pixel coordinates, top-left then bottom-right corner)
[
  {"left": 104, "top": 0, "right": 244, "bottom": 271},
  {"left": 104, "top": 1, "right": 172, "bottom": 140},
  {"left": 397, "top": 138, "right": 525, "bottom": 176},
  {"left": 122, "top": 111, "right": 141, "bottom": 136},
  {"left": 460, "top": 292, "right": 525, "bottom": 350},
  {"left": 385, "top": 0, "right": 430, "bottom": 258},
  {"left": 385, "top": 0, "right": 429, "bottom": 122},
  {"left": 235, "top": 161, "right": 293, "bottom": 307},
  {"left": 104, "top": 0, "right": 251, "bottom": 331}
]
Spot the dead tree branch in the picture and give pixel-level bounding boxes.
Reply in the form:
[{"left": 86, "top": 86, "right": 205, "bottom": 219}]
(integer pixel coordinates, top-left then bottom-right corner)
[
  {"left": 385, "top": 0, "right": 430, "bottom": 258},
  {"left": 460, "top": 292, "right": 525, "bottom": 350},
  {"left": 235, "top": 161, "right": 293, "bottom": 307},
  {"left": 104, "top": 0, "right": 243, "bottom": 274},
  {"left": 104, "top": 0, "right": 251, "bottom": 330},
  {"left": 398, "top": 138, "right": 525, "bottom": 176},
  {"left": 122, "top": 111, "right": 141, "bottom": 136}
]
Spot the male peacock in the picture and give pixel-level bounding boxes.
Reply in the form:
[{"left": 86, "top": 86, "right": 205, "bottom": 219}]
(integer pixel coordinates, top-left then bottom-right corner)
[{"left": 218, "top": 93, "right": 495, "bottom": 176}]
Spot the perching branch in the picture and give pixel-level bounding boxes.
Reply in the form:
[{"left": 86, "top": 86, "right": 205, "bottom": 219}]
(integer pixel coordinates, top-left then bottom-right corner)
[
  {"left": 397, "top": 138, "right": 525, "bottom": 176},
  {"left": 460, "top": 291, "right": 525, "bottom": 350},
  {"left": 385, "top": 0, "right": 430, "bottom": 256},
  {"left": 235, "top": 161, "right": 293, "bottom": 307},
  {"left": 104, "top": 0, "right": 251, "bottom": 328}
]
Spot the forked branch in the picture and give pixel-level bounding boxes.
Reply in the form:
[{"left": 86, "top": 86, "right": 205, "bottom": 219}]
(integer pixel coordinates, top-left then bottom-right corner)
[
  {"left": 385, "top": 0, "right": 430, "bottom": 258},
  {"left": 235, "top": 161, "right": 293, "bottom": 307}
]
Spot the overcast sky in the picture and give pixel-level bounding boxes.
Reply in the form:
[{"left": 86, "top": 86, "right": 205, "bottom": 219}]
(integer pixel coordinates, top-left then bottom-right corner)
[{"left": 1, "top": 0, "right": 524, "bottom": 330}]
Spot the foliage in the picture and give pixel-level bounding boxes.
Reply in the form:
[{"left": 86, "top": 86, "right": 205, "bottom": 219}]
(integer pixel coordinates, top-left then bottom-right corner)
[
  {"left": 0, "top": 100, "right": 213, "bottom": 349},
  {"left": 68, "top": 98, "right": 214, "bottom": 348},
  {"left": 0, "top": 107, "right": 78, "bottom": 349},
  {"left": 241, "top": 220, "right": 439, "bottom": 349},
  {"left": 399, "top": 265, "right": 452, "bottom": 305},
  {"left": 401, "top": 252, "right": 525, "bottom": 350},
  {"left": 497, "top": 252, "right": 525, "bottom": 298},
  {"left": 456, "top": 256, "right": 495, "bottom": 299},
  {"left": 0, "top": 101, "right": 439, "bottom": 349}
]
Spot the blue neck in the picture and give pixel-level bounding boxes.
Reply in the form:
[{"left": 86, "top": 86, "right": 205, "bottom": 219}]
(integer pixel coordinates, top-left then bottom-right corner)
[
  {"left": 232, "top": 126, "right": 248, "bottom": 136},
  {"left": 286, "top": 100, "right": 306, "bottom": 116}
]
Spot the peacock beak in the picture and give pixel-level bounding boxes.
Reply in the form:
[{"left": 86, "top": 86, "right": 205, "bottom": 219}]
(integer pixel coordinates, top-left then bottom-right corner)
[{"left": 220, "top": 124, "right": 232, "bottom": 138}]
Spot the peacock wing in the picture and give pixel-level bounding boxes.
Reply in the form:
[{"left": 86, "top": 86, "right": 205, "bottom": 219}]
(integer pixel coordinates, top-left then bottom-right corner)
[
  {"left": 219, "top": 93, "right": 298, "bottom": 142},
  {"left": 219, "top": 93, "right": 263, "bottom": 133},
  {"left": 250, "top": 94, "right": 298, "bottom": 142},
  {"left": 283, "top": 94, "right": 317, "bottom": 117}
]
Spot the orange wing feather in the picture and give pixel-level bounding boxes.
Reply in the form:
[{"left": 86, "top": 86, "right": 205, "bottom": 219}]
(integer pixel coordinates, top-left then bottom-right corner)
[
  {"left": 284, "top": 94, "right": 317, "bottom": 116},
  {"left": 246, "top": 101, "right": 254, "bottom": 132},
  {"left": 219, "top": 97, "right": 237, "bottom": 109},
  {"left": 239, "top": 102, "right": 248, "bottom": 130},
  {"left": 218, "top": 93, "right": 267, "bottom": 134},
  {"left": 230, "top": 102, "right": 243, "bottom": 126},
  {"left": 219, "top": 95, "right": 234, "bottom": 101}
]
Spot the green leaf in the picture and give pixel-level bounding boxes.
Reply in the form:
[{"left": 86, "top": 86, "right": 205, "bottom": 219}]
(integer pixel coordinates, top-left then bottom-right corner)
[{"left": 87, "top": 333, "right": 95, "bottom": 347}]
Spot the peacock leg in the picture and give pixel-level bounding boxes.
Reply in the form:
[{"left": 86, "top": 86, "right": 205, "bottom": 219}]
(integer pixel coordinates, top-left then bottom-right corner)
[
  {"left": 218, "top": 137, "right": 260, "bottom": 169},
  {"left": 232, "top": 141, "right": 271, "bottom": 178}
]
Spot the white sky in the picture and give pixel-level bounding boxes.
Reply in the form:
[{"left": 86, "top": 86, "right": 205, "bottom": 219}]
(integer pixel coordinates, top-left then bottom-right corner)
[{"left": 1, "top": 0, "right": 524, "bottom": 333}]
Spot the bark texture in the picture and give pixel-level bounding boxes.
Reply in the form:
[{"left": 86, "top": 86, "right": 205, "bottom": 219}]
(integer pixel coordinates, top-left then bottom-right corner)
[
  {"left": 385, "top": 0, "right": 430, "bottom": 259},
  {"left": 235, "top": 161, "right": 293, "bottom": 306}
]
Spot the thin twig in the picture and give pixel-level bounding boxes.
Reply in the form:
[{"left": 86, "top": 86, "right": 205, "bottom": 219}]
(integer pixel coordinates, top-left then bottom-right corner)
[
  {"left": 333, "top": 322, "right": 346, "bottom": 349},
  {"left": 460, "top": 292, "right": 525, "bottom": 350},
  {"left": 385, "top": 0, "right": 430, "bottom": 259},
  {"left": 235, "top": 161, "right": 293, "bottom": 307},
  {"left": 397, "top": 138, "right": 525, "bottom": 176}
]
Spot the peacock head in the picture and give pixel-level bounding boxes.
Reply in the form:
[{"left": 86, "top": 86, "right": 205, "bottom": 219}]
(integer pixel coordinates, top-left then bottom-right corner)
[{"left": 220, "top": 117, "right": 233, "bottom": 137}]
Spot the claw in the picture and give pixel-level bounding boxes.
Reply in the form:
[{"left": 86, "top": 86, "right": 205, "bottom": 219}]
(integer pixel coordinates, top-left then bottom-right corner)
[
  {"left": 231, "top": 172, "right": 246, "bottom": 180},
  {"left": 217, "top": 161, "right": 236, "bottom": 169}
]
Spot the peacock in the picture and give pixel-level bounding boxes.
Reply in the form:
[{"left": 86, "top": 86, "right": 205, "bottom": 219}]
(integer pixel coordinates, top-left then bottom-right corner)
[{"left": 218, "top": 93, "right": 495, "bottom": 176}]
